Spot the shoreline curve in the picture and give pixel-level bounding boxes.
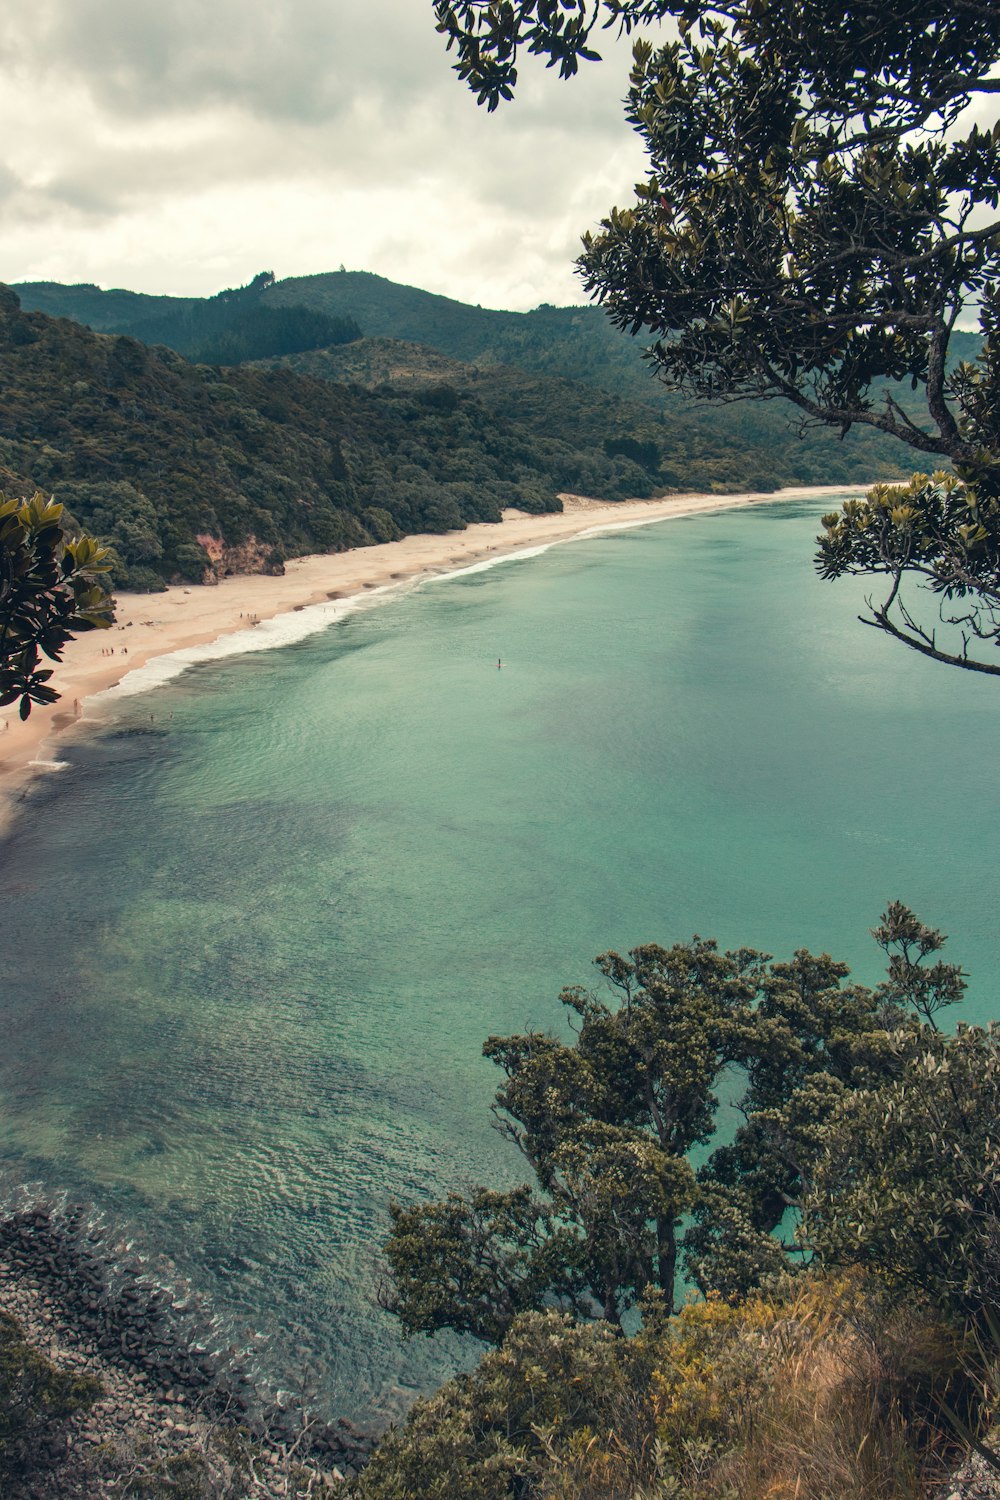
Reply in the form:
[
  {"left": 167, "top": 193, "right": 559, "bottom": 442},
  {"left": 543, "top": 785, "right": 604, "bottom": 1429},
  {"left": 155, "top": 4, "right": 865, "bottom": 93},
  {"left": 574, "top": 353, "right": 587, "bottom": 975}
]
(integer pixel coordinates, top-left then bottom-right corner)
[{"left": 0, "top": 484, "right": 864, "bottom": 835}]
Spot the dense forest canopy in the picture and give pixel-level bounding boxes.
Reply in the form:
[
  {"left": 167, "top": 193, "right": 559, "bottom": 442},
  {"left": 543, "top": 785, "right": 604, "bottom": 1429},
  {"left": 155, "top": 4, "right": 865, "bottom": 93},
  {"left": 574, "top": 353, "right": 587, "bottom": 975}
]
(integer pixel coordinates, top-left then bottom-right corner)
[
  {"left": 10, "top": 269, "right": 928, "bottom": 593},
  {"left": 1, "top": 287, "right": 640, "bottom": 591}
]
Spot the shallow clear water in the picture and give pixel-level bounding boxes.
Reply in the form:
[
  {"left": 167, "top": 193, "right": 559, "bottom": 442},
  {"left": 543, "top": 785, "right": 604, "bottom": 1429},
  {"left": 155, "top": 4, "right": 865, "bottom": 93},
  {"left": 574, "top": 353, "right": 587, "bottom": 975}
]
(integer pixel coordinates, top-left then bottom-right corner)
[{"left": 1, "top": 496, "right": 998, "bottom": 1421}]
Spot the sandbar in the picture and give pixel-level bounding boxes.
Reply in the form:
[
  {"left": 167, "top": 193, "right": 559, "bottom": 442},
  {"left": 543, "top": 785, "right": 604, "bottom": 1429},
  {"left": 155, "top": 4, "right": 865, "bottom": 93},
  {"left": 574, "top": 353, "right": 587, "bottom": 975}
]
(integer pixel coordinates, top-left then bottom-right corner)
[{"left": 0, "top": 484, "right": 862, "bottom": 834}]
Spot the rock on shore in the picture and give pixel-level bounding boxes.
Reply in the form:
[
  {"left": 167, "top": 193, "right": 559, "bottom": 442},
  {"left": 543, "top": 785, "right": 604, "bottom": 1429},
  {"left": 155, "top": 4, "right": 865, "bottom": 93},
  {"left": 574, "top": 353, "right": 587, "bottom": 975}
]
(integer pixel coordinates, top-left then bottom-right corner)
[{"left": 0, "top": 1197, "right": 375, "bottom": 1495}]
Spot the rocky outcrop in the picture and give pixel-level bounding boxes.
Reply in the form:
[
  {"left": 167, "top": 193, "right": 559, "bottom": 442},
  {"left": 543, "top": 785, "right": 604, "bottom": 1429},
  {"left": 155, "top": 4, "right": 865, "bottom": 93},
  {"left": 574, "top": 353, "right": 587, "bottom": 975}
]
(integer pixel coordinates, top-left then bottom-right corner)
[
  {"left": 938, "top": 1456, "right": 1000, "bottom": 1500},
  {"left": 0, "top": 1198, "right": 375, "bottom": 1493},
  {"left": 194, "top": 532, "right": 286, "bottom": 584}
]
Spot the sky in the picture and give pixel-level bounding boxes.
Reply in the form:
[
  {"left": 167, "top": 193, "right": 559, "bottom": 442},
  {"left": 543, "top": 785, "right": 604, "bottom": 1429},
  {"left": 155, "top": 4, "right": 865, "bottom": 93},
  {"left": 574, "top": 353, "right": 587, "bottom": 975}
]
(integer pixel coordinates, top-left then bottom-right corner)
[{"left": 0, "top": 0, "right": 651, "bottom": 311}]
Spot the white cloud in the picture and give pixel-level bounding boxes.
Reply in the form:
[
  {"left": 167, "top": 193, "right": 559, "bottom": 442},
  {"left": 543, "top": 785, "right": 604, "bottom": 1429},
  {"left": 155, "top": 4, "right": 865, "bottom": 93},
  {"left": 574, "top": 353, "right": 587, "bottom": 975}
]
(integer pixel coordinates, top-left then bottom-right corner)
[{"left": 0, "top": 0, "right": 650, "bottom": 308}]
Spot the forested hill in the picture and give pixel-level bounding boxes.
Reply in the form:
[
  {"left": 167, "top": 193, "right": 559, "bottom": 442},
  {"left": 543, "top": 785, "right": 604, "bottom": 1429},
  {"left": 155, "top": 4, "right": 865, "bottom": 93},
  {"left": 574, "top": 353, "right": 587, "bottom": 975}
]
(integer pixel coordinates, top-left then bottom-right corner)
[
  {"left": 19, "top": 266, "right": 982, "bottom": 407},
  {"left": 264, "top": 336, "right": 905, "bottom": 492},
  {"left": 260, "top": 271, "right": 977, "bottom": 470},
  {"left": 15, "top": 270, "right": 524, "bottom": 363},
  {"left": 14, "top": 271, "right": 362, "bottom": 367},
  {"left": 16, "top": 270, "right": 927, "bottom": 509},
  {"left": 272, "top": 270, "right": 985, "bottom": 407},
  {"left": 0, "top": 285, "right": 586, "bottom": 591},
  {"left": 8, "top": 284, "right": 856, "bottom": 593}
]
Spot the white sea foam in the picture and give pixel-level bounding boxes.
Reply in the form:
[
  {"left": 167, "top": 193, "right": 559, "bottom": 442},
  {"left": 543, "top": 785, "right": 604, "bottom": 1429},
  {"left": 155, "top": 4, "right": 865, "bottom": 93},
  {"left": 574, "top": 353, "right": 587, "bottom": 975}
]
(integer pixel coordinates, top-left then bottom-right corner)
[
  {"left": 91, "top": 582, "right": 408, "bottom": 703},
  {"left": 89, "top": 493, "right": 846, "bottom": 707},
  {"left": 430, "top": 544, "right": 556, "bottom": 580},
  {"left": 88, "top": 546, "right": 564, "bottom": 706}
]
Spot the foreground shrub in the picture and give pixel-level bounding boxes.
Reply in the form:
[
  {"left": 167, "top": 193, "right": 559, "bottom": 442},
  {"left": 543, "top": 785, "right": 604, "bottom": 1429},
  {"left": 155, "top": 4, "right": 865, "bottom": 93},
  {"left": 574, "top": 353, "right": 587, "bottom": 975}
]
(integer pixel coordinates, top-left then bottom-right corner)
[
  {"left": 353, "top": 1274, "right": 974, "bottom": 1500},
  {"left": 0, "top": 1309, "right": 102, "bottom": 1482},
  {"left": 350, "top": 1310, "right": 651, "bottom": 1500},
  {"left": 644, "top": 1273, "right": 964, "bottom": 1500},
  {"left": 806, "top": 1023, "right": 1000, "bottom": 1320}
]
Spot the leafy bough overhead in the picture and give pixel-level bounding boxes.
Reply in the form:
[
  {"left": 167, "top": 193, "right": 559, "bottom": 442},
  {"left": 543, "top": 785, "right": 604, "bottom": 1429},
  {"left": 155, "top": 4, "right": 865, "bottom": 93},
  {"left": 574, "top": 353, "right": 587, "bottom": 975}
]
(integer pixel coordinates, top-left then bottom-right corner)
[
  {"left": 435, "top": 0, "right": 1000, "bottom": 672},
  {"left": 0, "top": 492, "right": 114, "bottom": 718},
  {"left": 817, "top": 471, "right": 1000, "bottom": 676}
]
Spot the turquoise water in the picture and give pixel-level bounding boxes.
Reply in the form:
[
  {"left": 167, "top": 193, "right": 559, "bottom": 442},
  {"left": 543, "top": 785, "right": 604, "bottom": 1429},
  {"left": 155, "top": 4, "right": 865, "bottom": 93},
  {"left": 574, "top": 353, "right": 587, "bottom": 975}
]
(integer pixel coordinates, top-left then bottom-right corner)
[{"left": 1, "top": 495, "right": 998, "bottom": 1422}]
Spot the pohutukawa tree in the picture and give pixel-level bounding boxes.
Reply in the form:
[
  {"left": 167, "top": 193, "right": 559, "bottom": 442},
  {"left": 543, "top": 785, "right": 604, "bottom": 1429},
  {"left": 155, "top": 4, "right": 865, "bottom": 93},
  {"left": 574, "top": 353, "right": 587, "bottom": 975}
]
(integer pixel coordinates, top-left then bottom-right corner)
[
  {"left": 435, "top": 0, "right": 1000, "bottom": 672},
  {"left": 0, "top": 492, "right": 114, "bottom": 718},
  {"left": 383, "top": 907, "right": 965, "bottom": 1345}
]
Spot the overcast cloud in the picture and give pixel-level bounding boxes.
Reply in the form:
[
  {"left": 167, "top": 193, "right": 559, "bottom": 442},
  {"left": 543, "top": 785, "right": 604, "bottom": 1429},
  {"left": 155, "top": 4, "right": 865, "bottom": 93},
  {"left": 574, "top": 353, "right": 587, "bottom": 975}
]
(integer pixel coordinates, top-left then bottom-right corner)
[{"left": 0, "top": 0, "right": 651, "bottom": 308}]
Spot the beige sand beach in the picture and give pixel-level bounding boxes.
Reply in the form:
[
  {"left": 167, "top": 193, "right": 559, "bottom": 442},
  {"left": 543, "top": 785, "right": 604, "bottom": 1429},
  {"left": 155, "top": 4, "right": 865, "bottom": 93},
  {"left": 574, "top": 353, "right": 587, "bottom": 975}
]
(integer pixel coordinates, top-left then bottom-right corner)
[{"left": 0, "top": 484, "right": 862, "bottom": 832}]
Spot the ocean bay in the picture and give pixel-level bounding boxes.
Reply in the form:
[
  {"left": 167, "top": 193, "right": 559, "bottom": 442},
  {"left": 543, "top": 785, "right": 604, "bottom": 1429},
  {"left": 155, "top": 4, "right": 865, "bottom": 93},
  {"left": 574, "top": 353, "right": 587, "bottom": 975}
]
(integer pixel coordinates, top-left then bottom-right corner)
[{"left": 1, "top": 494, "right": 998, "bottom": 1423}]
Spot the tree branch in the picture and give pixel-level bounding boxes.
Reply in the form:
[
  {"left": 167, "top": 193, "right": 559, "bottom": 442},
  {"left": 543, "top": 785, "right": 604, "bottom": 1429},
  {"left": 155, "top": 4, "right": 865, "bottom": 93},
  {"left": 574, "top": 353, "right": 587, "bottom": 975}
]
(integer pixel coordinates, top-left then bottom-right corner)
[{"left": 862, "top": 604, "right": 1000, "bottom": 676}]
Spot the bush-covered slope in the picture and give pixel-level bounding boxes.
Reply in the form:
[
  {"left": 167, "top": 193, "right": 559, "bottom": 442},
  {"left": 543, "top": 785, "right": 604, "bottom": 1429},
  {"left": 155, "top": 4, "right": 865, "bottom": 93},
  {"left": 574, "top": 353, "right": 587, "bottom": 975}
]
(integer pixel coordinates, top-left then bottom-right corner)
[
  {"left": 267, "top": 270, "right": 526, "bottom": 362},
  {"left": 261, "top": 273, "right": 983, "bottom": 464},
  {"left": 0, "top": 286, "right": 591, "bottom": 589},
  {"left": 16, "top": 270, "right": 936, "bottom": 485},
  {"left": 13, "top": 280, "right": 194, "bottom": 333},
  {"left": 349, "top": 1279, "right": 969, "bottom": 1500},
  {"left": 0, "top": 280, "right": 914, "bottom": 595},
  {"left": 15, "top": 271, "right": 360, "bottom": 365},
  {"left": 273, "top": 335, "right": 914, "bottom": 490}
]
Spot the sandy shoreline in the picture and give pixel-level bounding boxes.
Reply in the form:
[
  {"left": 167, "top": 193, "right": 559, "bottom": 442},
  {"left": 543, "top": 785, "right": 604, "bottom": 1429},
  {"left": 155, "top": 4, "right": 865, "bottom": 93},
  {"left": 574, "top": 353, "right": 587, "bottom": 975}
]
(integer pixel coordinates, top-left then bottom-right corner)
[{"left": 0, "top": 484, "right": 861, "bottom": 833}]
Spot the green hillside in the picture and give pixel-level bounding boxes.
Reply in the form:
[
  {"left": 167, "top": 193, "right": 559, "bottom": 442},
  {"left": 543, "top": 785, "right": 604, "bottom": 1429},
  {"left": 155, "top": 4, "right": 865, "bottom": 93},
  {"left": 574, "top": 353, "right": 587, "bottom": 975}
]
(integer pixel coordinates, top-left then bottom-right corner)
[
  {"left": 271, "top": 335, "right": 913, "bottom": 490},
  {"left": 14, "top": 280, "right": 194, "bottom": 333},
  {"left": 0, "top": 286, "right": 596, "bottom": 591},
  {"left": 2, "top": 270, "right": 923, "bottom": 603},
  {"left": 16, "top": 272, "right": 360, "bottom": 365},
  {"left": 268, "top": 270, "right": 525, "bottom": 362},
  {"left": 263, "top": 271, "right": 681, "bottom": 408},
  {"left": 14, "top": 270, "right": 522, "bottom": 363},
  {"left": 16, "top": 269, "right": 946, "bottom": 486},
  {"left": 258, "top": 271, "right": 985, "bottom": 423}
]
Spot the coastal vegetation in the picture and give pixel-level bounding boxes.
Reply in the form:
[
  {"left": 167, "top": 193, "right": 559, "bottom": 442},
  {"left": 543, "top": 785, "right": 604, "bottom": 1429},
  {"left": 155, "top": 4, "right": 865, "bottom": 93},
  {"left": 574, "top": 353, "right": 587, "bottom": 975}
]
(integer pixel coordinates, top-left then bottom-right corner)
[
  {"left": 356, "top": 911, "right": 1000, "bottom": 1498},
  {"left": 16, "top": 268, "right": 924, "bottom": 496},
  {"left": 1, "top": 274, "right": 915, "bottom": 598},
  {"left": 352, "top": 1277, "right": 979, "bottom": 1499},
  {"left": 0, "top": 490, "right": 113, "bottom": 718},
  {"left": 265, "top": 333, "right": 904, "bottom": 492},
  {"left": 0, "top": 283, "right": 583, "bottom": 593},
  {"left": 384, "top": 904, "right": 967, "bottom": 1341}
]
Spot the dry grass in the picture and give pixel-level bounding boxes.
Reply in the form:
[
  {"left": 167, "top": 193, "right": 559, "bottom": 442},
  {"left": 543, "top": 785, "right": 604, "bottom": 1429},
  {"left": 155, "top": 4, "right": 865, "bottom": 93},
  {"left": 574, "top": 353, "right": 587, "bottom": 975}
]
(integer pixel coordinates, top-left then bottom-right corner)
[
  {"left": 647, "top": 1273, "right": 965, "bottom": 1500},
  {"left": 350, "top": 1274, "right": 990, "bottom": 1500}
]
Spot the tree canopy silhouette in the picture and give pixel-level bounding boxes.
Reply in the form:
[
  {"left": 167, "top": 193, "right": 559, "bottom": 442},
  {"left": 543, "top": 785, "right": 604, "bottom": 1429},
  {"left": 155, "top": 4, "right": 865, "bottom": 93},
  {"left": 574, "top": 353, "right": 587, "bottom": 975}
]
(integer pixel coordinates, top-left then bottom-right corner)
[{"left": 435, "top": 0, "right": 1000, "bottom": 672}]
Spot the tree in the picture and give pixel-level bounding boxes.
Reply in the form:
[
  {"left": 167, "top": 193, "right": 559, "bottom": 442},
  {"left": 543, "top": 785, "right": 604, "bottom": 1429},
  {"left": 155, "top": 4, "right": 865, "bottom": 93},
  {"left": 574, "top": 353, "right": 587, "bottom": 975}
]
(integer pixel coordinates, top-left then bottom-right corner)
[
  {"left": 434, "top": 0, "right": 1000, "bottom": 672},
  {"left": 0, "top": 492, "right": 114, "bottom": 718},
  {"left": 383, "top": 909, "right": 962, "bottom": 1346},
  {"left": 805, "top": 1022, "right": 1000, "bottom": 1321},
  {"left": 353, "top": 1310, "right": 652, "bottom": 1500}
]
